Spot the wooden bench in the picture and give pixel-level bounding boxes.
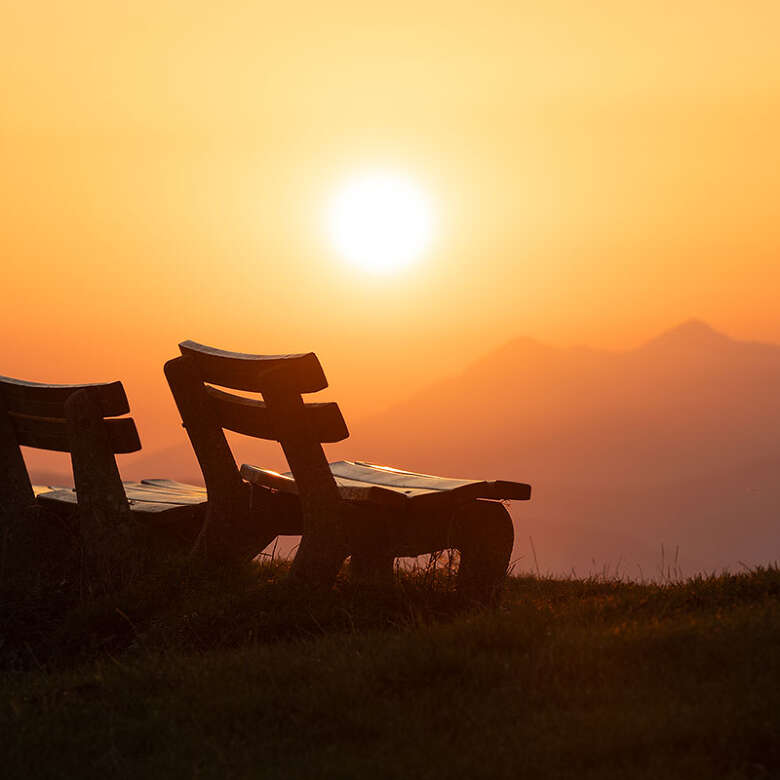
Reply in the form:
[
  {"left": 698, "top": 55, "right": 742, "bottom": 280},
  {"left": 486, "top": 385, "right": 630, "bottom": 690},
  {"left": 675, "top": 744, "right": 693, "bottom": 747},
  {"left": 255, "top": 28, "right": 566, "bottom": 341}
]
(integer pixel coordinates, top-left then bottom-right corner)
[
  {"left": 0, "top": 375, "right": 207, "bottom": 553},
  {"left": 166, "top": 341, "right": 531, "bottom": 601}
]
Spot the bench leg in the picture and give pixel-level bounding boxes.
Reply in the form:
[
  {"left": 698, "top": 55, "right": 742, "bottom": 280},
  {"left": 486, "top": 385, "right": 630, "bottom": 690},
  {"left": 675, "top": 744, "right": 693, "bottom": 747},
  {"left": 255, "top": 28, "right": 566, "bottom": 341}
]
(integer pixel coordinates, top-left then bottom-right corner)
[
  {"left": 452, "top": 500, "right": 514, "bottom": 605},
  {"left": 346, "top": 504, "right": 395, "bottom": 585},
  {"left": 346, "top": 500, "right": 513, "bottom": 602},
  {"left": 349, "top": 548, "right": 395, "bottom": 585}
]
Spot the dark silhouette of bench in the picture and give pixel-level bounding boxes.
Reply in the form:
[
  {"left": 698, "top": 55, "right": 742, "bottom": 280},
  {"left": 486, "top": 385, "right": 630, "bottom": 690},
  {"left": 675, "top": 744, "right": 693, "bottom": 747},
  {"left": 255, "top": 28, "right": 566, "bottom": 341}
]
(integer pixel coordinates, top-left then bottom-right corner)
[
  {"left": 165, "top": 341, "right": 531, "bottom": 600},
  {"left": 0, "top": 375, "right": 207, "bottom": 550},
  {"left": 1, "top": 352, "right": 531, "bottom": 602}
]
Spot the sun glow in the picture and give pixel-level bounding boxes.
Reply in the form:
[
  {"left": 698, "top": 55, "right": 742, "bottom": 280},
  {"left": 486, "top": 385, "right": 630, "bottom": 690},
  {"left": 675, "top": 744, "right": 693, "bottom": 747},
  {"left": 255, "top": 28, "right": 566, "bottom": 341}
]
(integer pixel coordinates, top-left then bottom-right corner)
[{"left": 326, "top": 170, "right": 435, "bottom": 273}]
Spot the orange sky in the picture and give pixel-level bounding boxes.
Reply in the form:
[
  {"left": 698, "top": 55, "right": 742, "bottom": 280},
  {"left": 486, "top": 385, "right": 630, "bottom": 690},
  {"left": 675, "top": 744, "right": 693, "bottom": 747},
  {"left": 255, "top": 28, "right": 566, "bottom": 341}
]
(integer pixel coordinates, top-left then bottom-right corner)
[{"left": 2, "top": 1, "right": 780, "bottom": 454}]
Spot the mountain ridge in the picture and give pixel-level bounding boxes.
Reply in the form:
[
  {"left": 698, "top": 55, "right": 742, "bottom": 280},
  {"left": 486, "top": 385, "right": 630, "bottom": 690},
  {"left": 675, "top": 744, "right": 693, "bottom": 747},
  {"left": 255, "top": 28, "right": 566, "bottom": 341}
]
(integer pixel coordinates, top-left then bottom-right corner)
[{"left": 337, "top": 321, "right": 780, "bottom": 575}]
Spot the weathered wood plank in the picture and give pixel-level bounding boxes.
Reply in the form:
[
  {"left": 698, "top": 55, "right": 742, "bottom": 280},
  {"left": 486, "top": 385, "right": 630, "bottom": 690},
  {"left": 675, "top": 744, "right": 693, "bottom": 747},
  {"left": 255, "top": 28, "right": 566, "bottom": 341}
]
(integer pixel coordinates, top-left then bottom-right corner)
[
  {"left": 35, "top": 480, "right": 208, "bottom": 514},
  {"left": 137, "top": 501, "right": 204, "bottom": 517},
  {"left": 36, "top": 488, "right": 200, "bottom": 515},
  {"left": 239, "top": 466, "right": 296, "bottom": 491},
  {"left": 10, "top": 412, "right": 141, "bottom": 454},
  {"left": 330, "top": 460, "right": 481, "bottom": 490},
  {"left": 122, "top": 483, "right": 207, "bottom": 505},
  {"left": 331, "top": 461, "right": 531, "bottom": 503},
  {"left": 205, "top": 385, "right": 348, "bottom": 443},
  {"left": 140, "top": 479, "right": 206, "bottom": 492},
  {"left": 32, "top": 485, "right": 66, "bottom": 496},
  {"left": 240, "top": 460, "right": 531, "bottom": 507},
  {"left": 240, "top": 464, "right": 405, "bottom": 506},
  {"left": 179, "top": 341, "right": 328, "bottom": 394},
  {"left": 0, "top": 376, "right": 129, "bottom": 418},
  {"left": 35, "top": 488, "right": 78, "bottom": 506},
  {"left": 126, "top": 499, "right": 201, "bottom": 514}
]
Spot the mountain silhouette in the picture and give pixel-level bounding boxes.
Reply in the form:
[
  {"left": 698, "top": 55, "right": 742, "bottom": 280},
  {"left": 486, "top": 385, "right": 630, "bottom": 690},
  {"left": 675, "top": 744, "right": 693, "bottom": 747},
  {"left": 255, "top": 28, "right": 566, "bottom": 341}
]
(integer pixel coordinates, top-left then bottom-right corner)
[{"left": 334, "top": 321, "right": 780, "bottom": 576}]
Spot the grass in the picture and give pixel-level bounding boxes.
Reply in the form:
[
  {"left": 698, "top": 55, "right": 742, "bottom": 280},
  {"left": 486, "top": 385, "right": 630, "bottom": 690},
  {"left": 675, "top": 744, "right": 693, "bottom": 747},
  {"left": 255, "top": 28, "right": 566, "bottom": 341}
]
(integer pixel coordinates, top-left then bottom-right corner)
[{"left": 1, "top": 552, "right": 778, "bottom": 779}]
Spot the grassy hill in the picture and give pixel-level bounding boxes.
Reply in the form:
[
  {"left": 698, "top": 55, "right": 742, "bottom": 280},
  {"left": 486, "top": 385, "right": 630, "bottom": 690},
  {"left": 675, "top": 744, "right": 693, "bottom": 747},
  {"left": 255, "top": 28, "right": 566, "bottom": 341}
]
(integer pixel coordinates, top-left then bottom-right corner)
[{"left": 2, "top": 557, "right": 778, "bottom": 779}]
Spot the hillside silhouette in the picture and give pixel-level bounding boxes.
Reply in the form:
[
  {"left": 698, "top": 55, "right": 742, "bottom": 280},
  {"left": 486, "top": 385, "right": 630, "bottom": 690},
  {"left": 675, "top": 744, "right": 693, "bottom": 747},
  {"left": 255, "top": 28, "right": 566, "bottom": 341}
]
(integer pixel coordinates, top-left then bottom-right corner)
[{"left": 337, "top": 320, "right": 780, "bottom": 576}]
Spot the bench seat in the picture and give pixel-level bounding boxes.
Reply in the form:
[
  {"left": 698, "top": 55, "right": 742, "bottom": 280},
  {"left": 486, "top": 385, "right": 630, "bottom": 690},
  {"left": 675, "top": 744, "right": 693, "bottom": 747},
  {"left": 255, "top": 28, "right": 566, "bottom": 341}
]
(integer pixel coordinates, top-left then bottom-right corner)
[
  {"left": 241, "top": 460, "right": 531, "bottom": 510},
  {"left": 33, "top": 480, "right": 207, "bottom": 517}
]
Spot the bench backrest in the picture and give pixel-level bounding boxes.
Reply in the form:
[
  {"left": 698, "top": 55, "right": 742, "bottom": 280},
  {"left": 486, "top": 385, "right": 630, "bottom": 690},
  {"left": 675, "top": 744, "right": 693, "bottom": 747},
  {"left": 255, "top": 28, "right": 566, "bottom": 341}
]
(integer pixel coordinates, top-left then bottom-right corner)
[
  {"left": 164, "top": 341, "right": 348, "bottom": 514},
  {"left": 0, "top": 376, "right": 140, "bottom": 519}
]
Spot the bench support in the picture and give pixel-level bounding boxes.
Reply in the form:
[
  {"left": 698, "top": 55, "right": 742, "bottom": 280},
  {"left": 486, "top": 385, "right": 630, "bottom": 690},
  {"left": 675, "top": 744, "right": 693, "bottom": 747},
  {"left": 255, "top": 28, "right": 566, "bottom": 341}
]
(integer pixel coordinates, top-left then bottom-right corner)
[
  {"left": 65, "top": 389, "right": 131, "bottom": 541},
  {"left": 263, "top": 387, "right": 349, "bottom": 588},
  {"left": 348, "top": 499, "right": 514, "bottom": 604},
  {"left": 165, "top": 356, "right": 284, "bottom": 560},
  {"left": 452, "top": 500, "right": 514, "bottom": 604},
  {"left": 0, "top": 396, "right": 35, "bottom": 523}
]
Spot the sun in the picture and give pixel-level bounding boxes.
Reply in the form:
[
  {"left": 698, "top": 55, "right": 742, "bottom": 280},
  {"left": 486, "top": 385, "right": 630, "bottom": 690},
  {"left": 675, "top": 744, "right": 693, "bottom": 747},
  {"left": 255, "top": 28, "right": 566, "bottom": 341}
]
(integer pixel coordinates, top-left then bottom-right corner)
[{"left": 326, "top": 170, "right": 435, "bottom": 273}]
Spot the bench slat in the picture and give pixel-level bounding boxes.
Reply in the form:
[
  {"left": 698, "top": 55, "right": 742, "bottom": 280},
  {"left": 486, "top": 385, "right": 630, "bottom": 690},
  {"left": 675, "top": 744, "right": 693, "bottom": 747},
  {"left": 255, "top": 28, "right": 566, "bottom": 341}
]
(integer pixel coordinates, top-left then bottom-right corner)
[
  {"left": 139, "top": 479, "right": 207, "bottom": 495},
  {"left": 122, "top": 482, "right": 207, "bottom": 505},
  {"left": 330, "top": 461, "right": 490, "bottom": 491},
  {"left": 35, "top": 481, "right": 208, "bottom": 514},
  {"left": 37, "top": 490, "right": 194, "bottom": 515},
  {"left": 240, "top": 460, "right": 531, "bottom": 508},
  {"left": 179, "top": 341, "right": 328, "bottom": 394},
  {"left": 10, "top": 413, "right": 141, "bottom": 454},
  {"left": 32, "top": 484, "right": 65, "bottom": 496},
  {"left": 204, "top": 386, "right": 348, "bottom": 443},
  {"left": 0, "top": 376, "right": 129, "bottom": 418},
  {"left": 140, "top": 479, "right": 202, "bottom": 489}
]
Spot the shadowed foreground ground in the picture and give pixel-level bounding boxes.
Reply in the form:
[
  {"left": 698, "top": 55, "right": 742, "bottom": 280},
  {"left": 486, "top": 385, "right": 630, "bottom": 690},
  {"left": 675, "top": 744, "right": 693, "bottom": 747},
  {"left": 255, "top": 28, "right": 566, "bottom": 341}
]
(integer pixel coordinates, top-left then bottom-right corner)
[{"left": 2, "top": 558, "right": 778, "bottom": 779}]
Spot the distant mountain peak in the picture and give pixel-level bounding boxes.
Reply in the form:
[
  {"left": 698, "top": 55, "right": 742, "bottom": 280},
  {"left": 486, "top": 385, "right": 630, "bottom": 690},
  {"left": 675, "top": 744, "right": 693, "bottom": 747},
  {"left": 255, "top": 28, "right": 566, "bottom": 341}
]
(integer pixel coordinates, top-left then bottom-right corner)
[{"left": 642, "top": 319, "right": 730, "bottom": 351}]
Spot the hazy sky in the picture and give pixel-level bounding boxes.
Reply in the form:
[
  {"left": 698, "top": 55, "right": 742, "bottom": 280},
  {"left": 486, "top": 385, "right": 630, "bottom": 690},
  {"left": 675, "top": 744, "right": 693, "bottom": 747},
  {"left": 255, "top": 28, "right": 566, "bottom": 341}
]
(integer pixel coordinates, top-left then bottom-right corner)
[{"left": 3, "top": 1, "right": 780, "bottom": 451}]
